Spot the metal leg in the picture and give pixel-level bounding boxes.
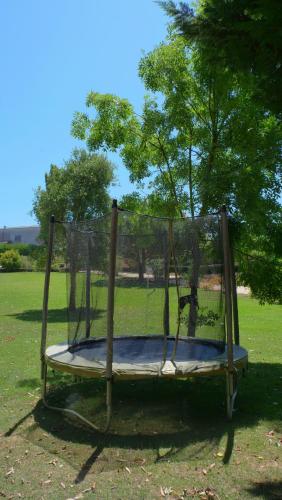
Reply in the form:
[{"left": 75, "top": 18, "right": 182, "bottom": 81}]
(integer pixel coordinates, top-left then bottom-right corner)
[
  {"left": 105, "top": 378, "right": 113, "bottom": 432},
  {"left": 226, "top": 369, "right": 238, "bottom": 420},
  {"left": 41, "top": 359, "right": 47, "bottom": 401}
]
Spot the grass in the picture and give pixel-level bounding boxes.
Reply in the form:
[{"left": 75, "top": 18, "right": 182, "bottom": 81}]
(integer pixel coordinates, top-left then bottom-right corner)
[{"left": 0, "top": 272, "right": 281, "bottom": 499}]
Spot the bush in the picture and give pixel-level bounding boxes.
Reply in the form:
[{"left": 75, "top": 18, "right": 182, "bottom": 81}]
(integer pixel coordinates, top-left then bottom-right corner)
[
  {"left": 0, "top": 250, "right": 21, "bottom": 272},
  {"left": 0, "top": 243, "right": 38, "bottom": 256},
  {"left": 20, "top": 255, "right": 35, "bottom": 271}
]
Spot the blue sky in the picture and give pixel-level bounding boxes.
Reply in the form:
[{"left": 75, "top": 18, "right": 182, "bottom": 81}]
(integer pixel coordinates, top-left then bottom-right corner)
[{"left": 0, "top": 0, "right": 168, "bottom": 227}]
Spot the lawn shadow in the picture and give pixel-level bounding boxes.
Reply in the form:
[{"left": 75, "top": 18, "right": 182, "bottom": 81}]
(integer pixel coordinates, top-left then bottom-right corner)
[
  {"left": 5, "top": 360, "right": 282, "bottom": 484},
  {"left": 17, "top": 378, "right": 41, "bottom": 389},
  {"left": 93, "top": 277, "right": 177, "bottom": 289},
  {"left": 246, "top": 481, "right": 282, "bottom": 499},
  {"left": 8, "top": 308, "right": 105, "bottom": 323}
]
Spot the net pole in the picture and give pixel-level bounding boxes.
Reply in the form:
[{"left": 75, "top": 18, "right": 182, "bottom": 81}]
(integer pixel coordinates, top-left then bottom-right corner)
[
  {"left": 40, "top": 215, "right": 55, "bottom": 386},
  {"left": 171, "top": 220, "right": 182, "bottom": 364},
  {"left": 106, "top": 200, "right": 118, "bottom": 430},
  {"left": 230, "top": 244, "right": 240, "bottom": 345},
  {"left": 221, "top": 206, "right": 235, "bottom": 418},
  {"left": 85, "top": 235, "right": 91, "bottom": 338},
  {"left": 161, "top": 220, "right": 171, "bottom": 368}
]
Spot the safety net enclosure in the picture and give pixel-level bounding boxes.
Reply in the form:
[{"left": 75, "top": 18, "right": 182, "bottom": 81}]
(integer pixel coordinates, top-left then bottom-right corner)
[{"left": 41, "top": 202, "right": 248, "bottom": 431}]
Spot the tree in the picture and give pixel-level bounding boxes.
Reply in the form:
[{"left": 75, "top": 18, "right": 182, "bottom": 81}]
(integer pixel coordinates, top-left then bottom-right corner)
[
  {"left": 33, "top": 149, "right": 114, "bottom": 309},
  {"left": 160, "top": 1, "right": 282, "bottom": 117},
  {"left": 71, "top": 31, "right": 282, "bottom": 304},
  {"left": 33, "top": 149, "right": 114, "bottom": 242}
]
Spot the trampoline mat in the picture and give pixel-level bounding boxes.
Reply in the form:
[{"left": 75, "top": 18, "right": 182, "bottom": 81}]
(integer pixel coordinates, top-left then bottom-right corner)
[
  {"left": 69, "top": 336, "right": 223, "bottom": 363},
  {"left": 45, "top": 335, "right": 248, "bottom": 379}
]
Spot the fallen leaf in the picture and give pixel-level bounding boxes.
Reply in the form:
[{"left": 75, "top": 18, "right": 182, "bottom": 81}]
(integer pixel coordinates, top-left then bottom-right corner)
[
  {"left": 199, "top": 492, "right": 208, "bottom": 499},
  {"left": 82, "top": 482, "right": 96, "bottom": 494},
  {"left": 216, "top": 452, "right": 224, "bottom": 458},
  {"left": 5, "top": 467, "right": 15, "bottom": 477},
  {"left": 125, "top": 466, "right": 131, "bottom": 474},
  {"left": 160, "top": 486, "right": 173, "bottom": 497},
  {"left": 160, "top": 486, "right": 165, "bottom": 497},
  {"left": 48, "top": 459, "right": 58, "bottom": 466}
]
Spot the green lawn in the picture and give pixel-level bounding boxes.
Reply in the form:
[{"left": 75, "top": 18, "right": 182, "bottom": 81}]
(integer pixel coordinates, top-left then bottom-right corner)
[{"left": 0, "top": 272, "right": 282, "bottom": 499}]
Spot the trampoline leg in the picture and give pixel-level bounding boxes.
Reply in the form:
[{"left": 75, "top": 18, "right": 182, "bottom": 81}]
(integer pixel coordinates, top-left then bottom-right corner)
[
  {"left": 105, "top": 379, "right": 113, "bottom": 432},
  {"left": 41, "top": 360, "right": 47, "bottom": 402},
  {"left": 226, "top": 370, "right": 238, "bottom": 420}
]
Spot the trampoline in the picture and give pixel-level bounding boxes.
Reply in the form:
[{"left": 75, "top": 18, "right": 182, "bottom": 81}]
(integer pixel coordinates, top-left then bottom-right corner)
[{"left": 41, "top": 202, "right": 248, "bottom": 431}]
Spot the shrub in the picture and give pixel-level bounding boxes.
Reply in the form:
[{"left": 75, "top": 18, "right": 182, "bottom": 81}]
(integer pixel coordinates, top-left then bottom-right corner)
[
  {"left": 20, "top": 255, "right": 35, "bottom": 271},
  {"left": 0, "top": 249, "right": 21, "bottom": 272},
  {"left": 0, "top": 243, "right": 38, "bottom": 256}
]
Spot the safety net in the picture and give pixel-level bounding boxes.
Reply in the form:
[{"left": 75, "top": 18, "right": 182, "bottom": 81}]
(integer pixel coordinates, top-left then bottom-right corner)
[{"left": 55, "top": 209, "right": 225, "bottom": 356}]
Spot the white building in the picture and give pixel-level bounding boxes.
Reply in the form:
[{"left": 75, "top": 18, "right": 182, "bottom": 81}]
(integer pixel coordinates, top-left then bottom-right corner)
[{"left": 0, "top": 226, "right": 41, "bottom": 245}]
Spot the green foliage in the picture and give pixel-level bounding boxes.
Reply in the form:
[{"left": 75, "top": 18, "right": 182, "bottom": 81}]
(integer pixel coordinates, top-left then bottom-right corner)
[
  {"left": 0, "top": 243, "right": 39, "bottom": 256},
  {"left": 33, "top": 148, "right": 114, "bottom": 244},
  {"left": 0, "top": 243, "right": 47, "bottom": 272},
  {"left": 181, "top": 308, "right": 220, "bottom": 328},
  {"left": 72, "top": 26, "right": 282, "bottom": 303},
  {"left": 160, "top": 1, "right": 282, "bottom": 116},
  {"left": 238, "top": 253, "right": 282, "bottom": 305},
  {"left": 0, "top": 249, "right": 21, "bottom": 272}
]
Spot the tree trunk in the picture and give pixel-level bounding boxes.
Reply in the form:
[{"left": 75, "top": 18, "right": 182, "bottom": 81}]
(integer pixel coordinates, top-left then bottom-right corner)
[
  {"left": 69, "top": 232, "right": 76, "bottom": 311},
  {"left": 69, "top": 261, "right": 76, "bottom": 311},
  {"left": 138, "top": 248, "right": 145, "bottom": 282},
  {"left": 187, "top": 229, "right": 200, "bottom": 337}
]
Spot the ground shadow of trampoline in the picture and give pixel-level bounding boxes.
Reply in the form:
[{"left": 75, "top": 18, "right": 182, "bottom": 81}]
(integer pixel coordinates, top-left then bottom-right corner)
[
  {"left": 27, "top": 399, "right": 235, "bottom": 484},
  {"left": 5, "top": 361, "right": 282, "bottom": 484}
]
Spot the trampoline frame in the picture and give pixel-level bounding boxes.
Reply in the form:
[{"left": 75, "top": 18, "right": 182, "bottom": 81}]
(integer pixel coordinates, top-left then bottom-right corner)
[{"left": 40, "top": 202, "right": 247, "bottom": 431}]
